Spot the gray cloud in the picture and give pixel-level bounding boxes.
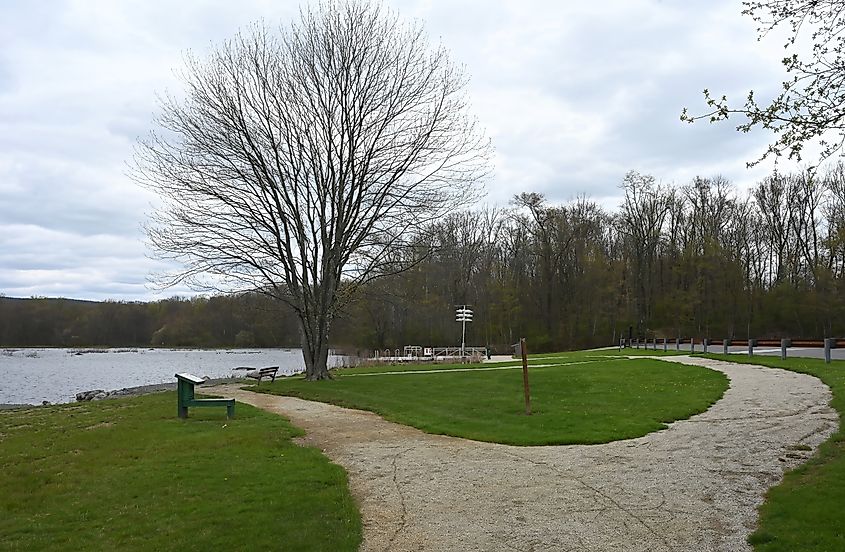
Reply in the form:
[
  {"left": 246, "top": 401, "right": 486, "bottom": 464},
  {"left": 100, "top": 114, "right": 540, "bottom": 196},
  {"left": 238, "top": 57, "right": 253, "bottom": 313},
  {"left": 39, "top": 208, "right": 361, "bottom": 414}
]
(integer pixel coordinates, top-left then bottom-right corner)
[
  {"left": 0, "top": 156, "right": 151, "bottom": 237},
  {"left": 0, "top": 0, "right": 805, "bottom": 300}
]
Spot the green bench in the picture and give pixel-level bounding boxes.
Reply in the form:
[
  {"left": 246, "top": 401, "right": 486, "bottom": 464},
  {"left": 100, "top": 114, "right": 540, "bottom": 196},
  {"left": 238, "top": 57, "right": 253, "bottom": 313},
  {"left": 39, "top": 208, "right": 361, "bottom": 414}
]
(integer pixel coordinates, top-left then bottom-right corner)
[{"left": 175, "top": 373, "right": 234, "bottom": 419}]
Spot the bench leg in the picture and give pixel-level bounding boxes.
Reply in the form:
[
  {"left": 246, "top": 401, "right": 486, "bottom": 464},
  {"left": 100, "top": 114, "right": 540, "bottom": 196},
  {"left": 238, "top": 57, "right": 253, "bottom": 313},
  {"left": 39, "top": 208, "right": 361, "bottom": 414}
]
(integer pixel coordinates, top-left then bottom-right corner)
[{"left": 227, "top": 403, "right": 234, "bottom": 419}]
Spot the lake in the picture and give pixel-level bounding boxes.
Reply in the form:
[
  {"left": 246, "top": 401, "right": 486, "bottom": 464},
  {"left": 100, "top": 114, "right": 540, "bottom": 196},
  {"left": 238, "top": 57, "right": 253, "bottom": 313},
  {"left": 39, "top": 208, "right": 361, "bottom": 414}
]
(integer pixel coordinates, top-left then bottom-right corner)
[{"left": 0, "top": 348, "right": 342, "bottom": 405}]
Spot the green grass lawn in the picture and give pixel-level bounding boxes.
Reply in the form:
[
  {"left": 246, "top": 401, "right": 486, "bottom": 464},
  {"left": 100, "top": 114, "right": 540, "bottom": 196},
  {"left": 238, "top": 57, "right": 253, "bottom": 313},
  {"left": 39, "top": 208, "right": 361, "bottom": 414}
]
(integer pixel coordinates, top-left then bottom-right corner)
[
  {"left": 328, "top": 348, "right": 680, "bottom": 377},
  {"left": 0, "top": 392, "right": 361, "bottom": 551},
  {"left": 258, "top": 354, "right": 728, "bottom": 445},
  {"left": 702, "top": 353, "right": 845, "bottom": 551}
]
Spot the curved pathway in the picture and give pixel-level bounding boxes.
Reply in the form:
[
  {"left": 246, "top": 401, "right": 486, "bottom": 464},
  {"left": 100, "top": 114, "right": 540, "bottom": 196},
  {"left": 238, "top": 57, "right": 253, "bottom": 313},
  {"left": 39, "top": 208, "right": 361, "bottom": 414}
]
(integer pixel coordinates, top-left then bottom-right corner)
[{"left": 208, "top": 355, "right": 837, "bottom": 551}]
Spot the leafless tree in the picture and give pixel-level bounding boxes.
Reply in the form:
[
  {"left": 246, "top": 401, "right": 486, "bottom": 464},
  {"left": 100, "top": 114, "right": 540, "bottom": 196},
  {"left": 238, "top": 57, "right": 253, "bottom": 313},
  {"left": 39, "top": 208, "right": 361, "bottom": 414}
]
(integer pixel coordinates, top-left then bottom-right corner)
[
  {"left": 617, "top": 171, "right": 672, "bottom": 333},
  {"left": 754, "top": 173, "right": 802, "bottom": 285},
  {"left": 824, "top": 162, "right": 845, "bottom": 278},
  {"left": 133, "top": 1, "right": 491, "bottom": 379}
]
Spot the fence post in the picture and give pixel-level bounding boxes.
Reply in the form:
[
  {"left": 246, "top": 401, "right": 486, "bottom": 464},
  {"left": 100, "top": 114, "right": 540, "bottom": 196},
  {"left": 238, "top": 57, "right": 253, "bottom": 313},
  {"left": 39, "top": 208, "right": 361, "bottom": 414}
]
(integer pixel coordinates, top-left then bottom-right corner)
[
  {"left": 703, "top": 338, "right": 709, "bottom": 354},
  {"left": 690, "top": 338, "right": 695, "bottom": 353},
  {"left": 676, "top": 337, "right": 680, "bottom": 351},
  {"left": 825, "top": 338, "right": 834, "bottom": 364},
  {"left": 723, "top": 339, "right": 730, "bottom": 355},
  {"left": 663, "top": 337, "right": 667, "bottom": 352},
  {"left": 748, "top": 339, "right": 755, "bottom": 357},
  {"left": 780, "top": 338, "right": 790, "bottom": 360}
]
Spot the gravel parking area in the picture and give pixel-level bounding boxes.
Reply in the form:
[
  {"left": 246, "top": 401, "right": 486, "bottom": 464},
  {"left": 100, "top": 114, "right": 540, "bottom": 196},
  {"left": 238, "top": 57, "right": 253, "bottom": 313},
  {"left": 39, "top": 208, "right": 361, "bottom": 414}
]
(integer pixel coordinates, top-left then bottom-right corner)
[{"left": 208, "top": 355, "right": 837, "bottom": 551}]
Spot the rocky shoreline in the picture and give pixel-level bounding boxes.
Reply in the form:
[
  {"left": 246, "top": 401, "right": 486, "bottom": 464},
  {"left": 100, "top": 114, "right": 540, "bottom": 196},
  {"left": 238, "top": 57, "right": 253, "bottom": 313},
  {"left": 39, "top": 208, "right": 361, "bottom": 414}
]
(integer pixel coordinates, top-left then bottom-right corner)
[{"left": 0, "top": 376, "right": 247, "bottom": 410}]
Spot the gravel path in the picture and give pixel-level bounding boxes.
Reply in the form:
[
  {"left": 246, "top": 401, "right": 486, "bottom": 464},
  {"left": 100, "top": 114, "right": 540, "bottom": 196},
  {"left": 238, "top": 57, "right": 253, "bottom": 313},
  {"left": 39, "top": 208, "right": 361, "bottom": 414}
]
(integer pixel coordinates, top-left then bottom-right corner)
[{"left": 207, "top": 355, "right": 838, "bottom": 552}]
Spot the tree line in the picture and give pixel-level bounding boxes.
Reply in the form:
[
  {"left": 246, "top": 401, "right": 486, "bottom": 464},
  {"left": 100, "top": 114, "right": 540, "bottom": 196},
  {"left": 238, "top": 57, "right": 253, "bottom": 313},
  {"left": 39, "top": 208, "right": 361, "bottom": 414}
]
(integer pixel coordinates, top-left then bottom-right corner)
[
  {"left": 4, "top": 165, "right": 845, "bottom": 352},
  {"left": 339, "top": 165, "right": 845, "bottom": 352},
  {"left": 0, "top": 294, "right": 300, "bottom": 349}
]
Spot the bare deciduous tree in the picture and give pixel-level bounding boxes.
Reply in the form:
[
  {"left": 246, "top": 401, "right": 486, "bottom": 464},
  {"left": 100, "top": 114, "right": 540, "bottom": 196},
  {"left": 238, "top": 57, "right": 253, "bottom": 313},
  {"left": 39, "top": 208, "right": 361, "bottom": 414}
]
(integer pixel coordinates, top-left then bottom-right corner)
[
  {"left": 617, "top": 171, "right": 672, "bottom": 334},
  {"left": 133, "top": 1, "right": 491, "bottom": 379}
]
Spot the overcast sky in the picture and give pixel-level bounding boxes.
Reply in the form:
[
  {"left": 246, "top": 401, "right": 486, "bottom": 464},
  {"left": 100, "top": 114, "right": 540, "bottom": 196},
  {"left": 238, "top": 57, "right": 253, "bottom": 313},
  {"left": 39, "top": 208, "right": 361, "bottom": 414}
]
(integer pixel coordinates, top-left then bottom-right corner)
[{"left": 0, "top": 0, "right": 803, "bottom": 301}]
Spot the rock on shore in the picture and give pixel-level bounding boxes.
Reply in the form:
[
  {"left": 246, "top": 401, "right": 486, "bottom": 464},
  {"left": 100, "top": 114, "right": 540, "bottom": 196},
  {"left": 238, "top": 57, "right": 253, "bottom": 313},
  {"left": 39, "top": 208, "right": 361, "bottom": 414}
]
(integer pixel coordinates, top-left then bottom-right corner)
[{"left": 76, "top": 388, "right": 136, "bottom": 401}]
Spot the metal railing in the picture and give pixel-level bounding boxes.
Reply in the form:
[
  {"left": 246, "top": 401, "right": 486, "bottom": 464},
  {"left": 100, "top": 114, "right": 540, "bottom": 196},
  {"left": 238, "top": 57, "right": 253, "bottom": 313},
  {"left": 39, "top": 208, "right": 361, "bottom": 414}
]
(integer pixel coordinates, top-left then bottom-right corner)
[
  {"left": 619, "top": 336, "right": 841, "bottom": 363},
  {"left": 372, "top": 345, "right": 487, "bottom": 361}
]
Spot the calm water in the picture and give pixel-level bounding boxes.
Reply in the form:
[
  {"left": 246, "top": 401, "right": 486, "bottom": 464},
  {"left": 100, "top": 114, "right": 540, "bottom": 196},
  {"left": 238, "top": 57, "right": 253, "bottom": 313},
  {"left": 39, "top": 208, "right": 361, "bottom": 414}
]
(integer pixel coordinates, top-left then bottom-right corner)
[{"left": 0, "top": 348, "right": 340, "bottom": 405}]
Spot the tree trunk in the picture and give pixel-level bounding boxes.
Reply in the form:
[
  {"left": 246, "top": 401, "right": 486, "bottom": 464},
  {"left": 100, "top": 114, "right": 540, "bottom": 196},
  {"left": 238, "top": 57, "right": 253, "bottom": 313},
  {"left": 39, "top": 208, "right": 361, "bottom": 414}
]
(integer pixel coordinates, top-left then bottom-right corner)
[{"left": 299, "top": 318, "right": 332, "bottom": 381}]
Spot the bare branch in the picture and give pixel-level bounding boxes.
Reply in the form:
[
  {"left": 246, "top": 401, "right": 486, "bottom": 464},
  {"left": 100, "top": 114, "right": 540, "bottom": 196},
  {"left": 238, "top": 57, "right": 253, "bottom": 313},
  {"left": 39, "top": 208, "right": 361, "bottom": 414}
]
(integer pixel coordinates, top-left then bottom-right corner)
[{"left": 132, "top": 1, "right": 491, "bottom": 379}]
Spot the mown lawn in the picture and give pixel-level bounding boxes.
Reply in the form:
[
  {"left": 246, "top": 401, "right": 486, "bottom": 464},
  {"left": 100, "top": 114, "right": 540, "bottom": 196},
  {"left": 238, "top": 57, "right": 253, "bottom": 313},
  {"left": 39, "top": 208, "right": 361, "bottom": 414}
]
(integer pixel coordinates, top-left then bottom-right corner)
[
  {"left": 257, "top": 355, "right": 728, "bottom": 445},
  {"left": 0, "top": 392, "right": 361, "bottom": 551},
  {"left": 328, "top": 347, "right": 681, "bottom": 377},
  {"left": 702, "top": 353, "right": 845, "bottom": 551}
]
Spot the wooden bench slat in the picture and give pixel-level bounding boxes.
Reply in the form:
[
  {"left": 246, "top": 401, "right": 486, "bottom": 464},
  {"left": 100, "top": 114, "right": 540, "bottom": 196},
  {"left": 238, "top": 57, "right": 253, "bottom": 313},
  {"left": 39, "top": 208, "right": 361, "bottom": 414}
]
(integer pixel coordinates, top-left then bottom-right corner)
[
  {"left": 245, "top": 366, "right": 279, "bottom": 385},
  {"left": 187, "top": 398, "right": 235, "bottom": 407}
]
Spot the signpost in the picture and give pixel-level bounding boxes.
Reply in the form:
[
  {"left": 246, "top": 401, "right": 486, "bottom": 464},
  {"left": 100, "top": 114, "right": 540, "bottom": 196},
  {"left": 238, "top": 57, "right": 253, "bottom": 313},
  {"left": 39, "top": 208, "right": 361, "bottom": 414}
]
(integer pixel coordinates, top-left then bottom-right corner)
[
  {"left": 455, "top": 305, "right": 473, "bottom": 358},
  {"left": 520, "top": 337, "right": 531, "bottom": 415}
]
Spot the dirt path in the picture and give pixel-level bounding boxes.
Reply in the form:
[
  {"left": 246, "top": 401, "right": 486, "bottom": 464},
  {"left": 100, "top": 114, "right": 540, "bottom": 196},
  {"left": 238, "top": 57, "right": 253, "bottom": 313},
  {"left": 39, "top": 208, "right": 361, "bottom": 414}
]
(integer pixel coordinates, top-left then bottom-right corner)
[{"left": 207, "top": 355, "right": 837, "bottom": 552}]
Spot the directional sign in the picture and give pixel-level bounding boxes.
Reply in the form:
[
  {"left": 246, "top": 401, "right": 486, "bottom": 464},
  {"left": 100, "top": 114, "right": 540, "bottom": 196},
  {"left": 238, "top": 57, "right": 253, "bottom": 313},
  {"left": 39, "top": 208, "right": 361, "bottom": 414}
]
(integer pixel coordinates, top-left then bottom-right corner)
[
  {"left": 456, "top": 307, "right": 473, "bottom": 322},
  {"left": 455, "top": 305, "right": 473, "bottom": 357}
]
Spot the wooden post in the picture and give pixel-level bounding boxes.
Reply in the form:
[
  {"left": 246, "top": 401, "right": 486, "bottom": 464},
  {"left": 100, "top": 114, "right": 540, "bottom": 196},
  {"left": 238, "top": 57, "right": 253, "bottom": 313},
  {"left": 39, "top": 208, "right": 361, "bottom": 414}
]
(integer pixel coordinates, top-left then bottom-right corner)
[{"left": 520, "top": 337, "right": 531, "bottom": 416}]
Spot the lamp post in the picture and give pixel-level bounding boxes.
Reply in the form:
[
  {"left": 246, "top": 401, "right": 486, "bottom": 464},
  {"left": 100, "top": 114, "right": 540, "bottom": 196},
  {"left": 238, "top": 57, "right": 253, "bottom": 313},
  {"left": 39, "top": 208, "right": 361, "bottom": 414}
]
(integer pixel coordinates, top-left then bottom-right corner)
[{"left": 456, "top": 305, "right": 473, "bottom": 357}]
